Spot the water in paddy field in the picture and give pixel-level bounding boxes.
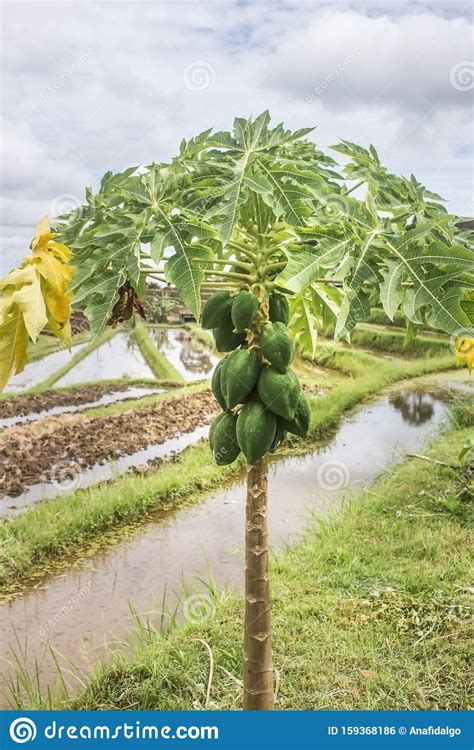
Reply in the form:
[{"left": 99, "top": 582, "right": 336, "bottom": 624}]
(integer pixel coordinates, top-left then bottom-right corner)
[
  {"left": 149, "top": 327, "right": 220, "bottom": 381},
  {"left": 56, "top": 333, "right": 155, "bottom": 386},
  {"left": 4, "top": 343, "right": 87, "bottom": 392},
  {"left": 3, "top": 327, "right": 216, "bottom": 396},
  {"left": 0, "top": 386, "right": 164, "bottom": 429},
  {"left": 0, "top": 382, "right": 466, "bottom": 704},
  {"left": 0, "top": 425, "right": 209, "bottom": 517}
]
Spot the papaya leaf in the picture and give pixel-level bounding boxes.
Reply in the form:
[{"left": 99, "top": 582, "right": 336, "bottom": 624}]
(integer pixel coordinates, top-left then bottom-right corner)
[
  {"left": 165, "top": 246, "right": 212, "bottom": 320},
  {"left": 279, "top": 237, "right": 349, "bottom": 293},
  {"left": 0, "top": 217, "right": 74, "bottom": 390},
  {"left": 0, "top": 298, "right": 29, "bottom": 390}
]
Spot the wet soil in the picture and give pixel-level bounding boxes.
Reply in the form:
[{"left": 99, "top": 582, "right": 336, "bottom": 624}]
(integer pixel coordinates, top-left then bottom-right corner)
[
  {"left": 0, "top": 390, "right": 218, "bottom": 499},
  {"left": 4, "top": 425, "right": 210, "bottom": 516},
  {"left": 0, "top": 381, "right": 161, "bottom": 422}
]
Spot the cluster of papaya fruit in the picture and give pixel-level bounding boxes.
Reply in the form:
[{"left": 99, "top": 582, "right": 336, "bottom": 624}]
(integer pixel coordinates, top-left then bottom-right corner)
[{"left": 202, "top": 289, "right": 311, "bottom": 466}]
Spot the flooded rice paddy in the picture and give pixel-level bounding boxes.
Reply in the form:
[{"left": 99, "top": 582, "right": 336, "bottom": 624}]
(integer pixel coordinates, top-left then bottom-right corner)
[
  {"left": 0, "top": 384, "right": 457, "bottom": 702},
  {"left": 149, "top": 328, "right": 219, "bottom": 382},
  {"left": 56, "top": 334, "right": 154, "bottom": 386}
]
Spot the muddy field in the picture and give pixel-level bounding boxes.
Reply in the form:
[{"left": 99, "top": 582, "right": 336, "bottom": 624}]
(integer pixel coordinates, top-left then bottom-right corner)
[
  {"left": 0, "top": 380, "right": 165, "bottom": 420},
  {"left": 0, "top": 389, "right": 218, "bottom": 498}
]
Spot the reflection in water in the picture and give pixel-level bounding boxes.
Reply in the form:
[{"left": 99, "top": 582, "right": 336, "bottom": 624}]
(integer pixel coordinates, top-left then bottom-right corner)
[
  {"left": 389, "top": 390, "right": 435, "bottom": 425},
  {"left": 150, "top": 328, "right": 218, "bottom": 381},
  {"left": 5, "top": 343, "right": 86, "bottom": 392},
  {"left": 57, "top": 333, "right": 154, "bottom": 386}
]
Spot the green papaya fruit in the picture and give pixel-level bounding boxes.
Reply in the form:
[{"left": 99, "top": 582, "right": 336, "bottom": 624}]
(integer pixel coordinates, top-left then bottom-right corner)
[
  {"left": 270, "top": 422, "right": 287, "bottom": 453},
  {"left": 279, "top": 390, "right": 311, "bottom": 437},
  {"left": 260, "top": 322, "right": 294, "bottom": 372},
  {"left": 221, "top": 348, "right": 261, "bottom": 408},
  {"left": 236, "top": 400, "right": 277, "bottom": 465},
  {"left": 213, "top": 322, "right": 246, "bottom": 352},
  {"left": 209, "top": 410, "right": 224, "bottom": 452},
  {"left": 211, "top": 358, "right": 227, "bottom": 410},
  {"left": 231, "top": 290, "right": 259, "bottom": 332},
  {"left": 257, "top": 366, "right": 300, "bottom": 421},
  {"left": 209, "top": 411, "right": 241, "bottom": 465},
  {"left": 269, "top": 293, "right": 289, "bottom": 324},
  {"left": 201, "top": 291, "right": 232, "bottom": 329}
]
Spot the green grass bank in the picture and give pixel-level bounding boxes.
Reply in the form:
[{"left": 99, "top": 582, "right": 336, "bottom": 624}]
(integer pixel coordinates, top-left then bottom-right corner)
[{"left": 73, "top": 420, "right": 473, "bottom": 711}]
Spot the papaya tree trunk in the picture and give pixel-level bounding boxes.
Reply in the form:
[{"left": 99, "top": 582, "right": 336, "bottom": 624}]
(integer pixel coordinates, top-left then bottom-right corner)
[{"left": 243, "top": 458, "right": 274, "bottom": 710}]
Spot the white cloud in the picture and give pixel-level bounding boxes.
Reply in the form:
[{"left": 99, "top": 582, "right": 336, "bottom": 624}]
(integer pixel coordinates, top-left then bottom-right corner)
[
  {"left": 1, "top": 1, "right": 472, "bottom": 272},
  {"left": 267, "top": 11, "right": 473, "bottom": 108}
]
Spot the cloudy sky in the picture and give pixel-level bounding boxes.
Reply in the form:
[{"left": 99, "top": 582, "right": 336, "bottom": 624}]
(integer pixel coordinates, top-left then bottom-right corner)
[{"left": 1, "top": 0, "right": 473, "bottom": 273}]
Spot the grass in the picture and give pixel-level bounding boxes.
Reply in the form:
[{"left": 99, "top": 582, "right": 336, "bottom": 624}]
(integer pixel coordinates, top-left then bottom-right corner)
[
  {"left": 367, "top": 308, "right": 411, "bottom": 327},
  {"left": 350, "top": 324, "right": 448, "bottom": 358},
  {"left": 27, "top": 332, "right": 89, "bottom": 361},
  {"left": 134, "top": 320, "right": 184, "bottom": 383},
  {"left": 70, "top": 421, "right": 473, "bottom": 711},
  {"left": 0, "top": 347, "right": 461, "bottom": 599}
]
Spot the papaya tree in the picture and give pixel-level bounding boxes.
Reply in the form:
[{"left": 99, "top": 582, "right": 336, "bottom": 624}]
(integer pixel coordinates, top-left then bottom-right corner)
[{"left": 1, "top": 112, "right": 473, "bottom": 709}]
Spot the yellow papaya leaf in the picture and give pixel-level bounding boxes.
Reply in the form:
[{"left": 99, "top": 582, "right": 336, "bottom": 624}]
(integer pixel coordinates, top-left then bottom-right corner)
[
  {"left": 46, "top": 315, "right": 72, "bottom": 347},
  {"left": 0, "top": 296, "right": 13, "bottom": 326},
  {"left": 10, "top": 271, "right": 48, "bottom": 341},
  {"left": 0, "top": 264, "right": 38, "bottom": 291},
  {"left": 41, "top": 281, "right": 73, "bottom": 326},
  {"left": 35, "top": 249, "right": 74, "bottom": 288},
  {"left": 0, "top": 217, "right": 74, "bottom": 391},
  {"left": 33, "top": 252, "right": 73, "bottom": 325},
  {"left": 454, "top": 337, "right": 474, "bottom": 372},
  {"left": 31, "top": 215, "right": 55, "bottom": 250},
  {"left": 0, "top": 302, "right": 29, "bottom": 390},
  {"left": 47, "top": 241, "right": 74, "bottom": 262}
]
